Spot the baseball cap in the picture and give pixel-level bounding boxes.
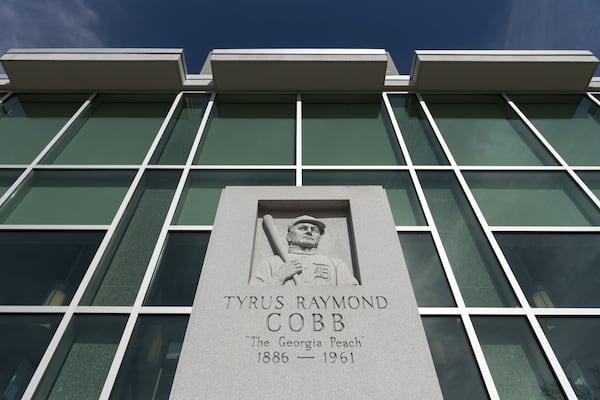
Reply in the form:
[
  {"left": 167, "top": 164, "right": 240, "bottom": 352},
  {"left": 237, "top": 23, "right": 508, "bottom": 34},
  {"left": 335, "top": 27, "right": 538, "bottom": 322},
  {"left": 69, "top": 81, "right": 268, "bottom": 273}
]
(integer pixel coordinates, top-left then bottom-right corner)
[{"left": 288, "top": 215, "right": 326, "bottom": 234}]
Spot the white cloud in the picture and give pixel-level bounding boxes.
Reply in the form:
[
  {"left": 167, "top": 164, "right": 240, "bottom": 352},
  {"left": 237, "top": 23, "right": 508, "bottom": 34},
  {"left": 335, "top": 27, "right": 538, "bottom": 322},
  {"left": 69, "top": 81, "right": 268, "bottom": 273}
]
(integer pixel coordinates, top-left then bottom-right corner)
[
  {"left": 0, "top": 0, "right": 105, "bottom": 56},
  {"left": 501, "top": 0, "right": 600, "bottom": 56},
  {"left": 0, "top": 0, "right": 109, "bottom": 74}
]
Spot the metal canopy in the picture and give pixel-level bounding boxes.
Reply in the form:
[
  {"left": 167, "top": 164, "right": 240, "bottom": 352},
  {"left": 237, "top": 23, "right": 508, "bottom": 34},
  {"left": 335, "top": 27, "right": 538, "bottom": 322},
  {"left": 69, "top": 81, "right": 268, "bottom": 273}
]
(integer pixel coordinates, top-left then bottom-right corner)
[
  {"left": 0, "top": 49, "right": 186, "bottom": 91},
  {"left": 208, "top": 49, "right": 389, "bottom": 92},
  {"left": 1, "top": 48, "right": 598, "bottom": 92},
  {"left": 411, "top": 50, "right": 599, "bottom": 92}
]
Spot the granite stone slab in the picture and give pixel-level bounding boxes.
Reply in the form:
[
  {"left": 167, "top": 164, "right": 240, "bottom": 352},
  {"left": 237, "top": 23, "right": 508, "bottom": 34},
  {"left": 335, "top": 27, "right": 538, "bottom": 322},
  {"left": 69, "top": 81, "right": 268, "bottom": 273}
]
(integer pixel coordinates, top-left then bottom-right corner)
[{"left": 170, "top": 186, "right": 442, "bottom": 400}]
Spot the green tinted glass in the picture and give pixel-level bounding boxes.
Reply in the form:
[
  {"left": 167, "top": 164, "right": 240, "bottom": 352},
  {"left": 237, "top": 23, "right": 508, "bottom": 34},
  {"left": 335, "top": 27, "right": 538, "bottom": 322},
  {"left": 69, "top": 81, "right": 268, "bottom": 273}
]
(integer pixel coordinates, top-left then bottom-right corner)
[
  {"left": 144, "top": 232, "right": 209, "bottom": 306},
  {"left": 0, "top": 170, "right": 135, "bottom": 225},
  {"left": 399, "top": 233, "right": 454, "bottom": 306},
  {"left": 110, "top": 315, "right": 189, "bottom": 400},
  {"left": 43, "top": 94, "right": 174, "bottom": 165},
  {"left": 578, "top": 171, "right": 600, "bottom": 200},
  {"left": 541, "top": 317, "right": 600, "bottom": 399},
  {"left": 422, "top": 317, "right": 488, "bottom": 400},
  {"left": 302, "top": 95, "right": 404, "bottom": 165},
  {"left": 473, "top": 317, "right": 565, "bottom": 400},
  {"left": 388, "top": 95, "right": 448, "bottom": 165},
  {"left": 174, "top": 170, "right": 295, "bottom": 225},
  {"left": 152, "top": 94, "right": 210, "bottom": 165},
  {"left": 512, "top": 95, "right": 600, "bottom": 165},
  {"left": 424, "top": 95, "right": 556, "bottom": 166},
  {"left": 0, "top": 231, "right": 104, "bottom": 305},
  {"left": 82, "top": 171, "right": 180, "bottom": 306},
  {"left": 497, "top": 233, "right": 600, "bottom": 307},
  {"left": 195, "top": 95, "right": 295, "bottom": 165},
  {"left": 0, "top": 315, "right": 62, "bottom": 400},
  {"left": 465, "top": 171, "right": 600, "bottom": 226},
  {"left": 34, "top": 315, "right": 127, "bottom": 400},
  {"left": 0, "top": 94, "right": 86, "bottom": 164},
  {"left": 0, "top": 170, "right": 21, "bottom": 197},
  {"left": 303, "top": 170, "right": 426, "bottom": 226},
  {"left": 419, "top": 171, "right": 517, "bottom": 306}
]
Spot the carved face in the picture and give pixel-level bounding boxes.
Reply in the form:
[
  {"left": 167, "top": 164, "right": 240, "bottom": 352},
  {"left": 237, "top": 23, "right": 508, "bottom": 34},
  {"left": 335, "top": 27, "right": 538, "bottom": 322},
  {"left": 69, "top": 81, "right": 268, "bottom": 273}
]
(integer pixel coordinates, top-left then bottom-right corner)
[{"left": 286, "top": 222, "right": 321, "bottom": 249}]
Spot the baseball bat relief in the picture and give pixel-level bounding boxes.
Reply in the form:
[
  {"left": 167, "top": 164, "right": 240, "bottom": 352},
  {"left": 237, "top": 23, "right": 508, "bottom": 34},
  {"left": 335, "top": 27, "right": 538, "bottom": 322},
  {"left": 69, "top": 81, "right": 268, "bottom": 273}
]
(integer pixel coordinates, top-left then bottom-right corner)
[{"left": 262, "top": 214, "right": 300, "bottom": 284}]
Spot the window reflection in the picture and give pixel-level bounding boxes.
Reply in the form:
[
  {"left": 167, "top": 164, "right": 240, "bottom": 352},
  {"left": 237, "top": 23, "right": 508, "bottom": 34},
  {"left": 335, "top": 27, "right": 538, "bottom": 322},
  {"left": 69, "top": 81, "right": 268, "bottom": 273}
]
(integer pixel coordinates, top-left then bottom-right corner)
[
  {"left": 0, "top": 94, "right": 87, "bottom": 164},
  {"left": 194, "top": 95, "right": 295, "bottom": 165},
  {"left": 144, "top": 232, "right": 209, "bottom": 306},
  {"left": 388, "top": 94, "right": 448, "bottom": 165},
  {"left": 0, "top": 170, "right": 135, "bottom": 225},
  {"left": 399, "top": 233, "right": 455, "bottom": 306},
  {"left": 0, "top": 315, "right": 61, "bottom": 400},
  {"left": 153, "top": 94, "right": 210, "bottom": 165},
  {"left": 422, "top": 317, "right": 488, "bottom": 400},
  {"left": 424, "top": 95, "right": 556, "bottom": 166},
  {"left": 82, "top": 171, "right": 181, "bottom": 306},
  {"left": 512, "top": 95, "right": 600, "bottom": 166},
  {"left": 541, "top": 317, "right": 600, "bottom": 399},
  {"left": 473, "top": 317, "right": 565, "bottom": 400},
  {"left": 110, "top": 315, "right": 189, "bottom": 400},
  {"left": 497, "top": 233, "right": 600, "bottom": 307},
  {"left": 0, "top": 170, "right": 22, "bottom": 198},
  {"left": 34, "top": 315, "right": 127, "bottom": 400},
  {"left": 42, "top": 94, "right": 174, "bottom": 165},
  {"left": 419, "top": 171, "right": 517, "bottom": 307},
  {"left": 0, "top": 231, "right": 104, "bottom": 305},
  {"left": 303, "top": 95, "right": 404, "bottom": 165},
  {"left": 465, "top": 171, "right": 600, "bottom": 226},
  {"left": 578, "top": 171, "right": 600, "bottom": 201}
]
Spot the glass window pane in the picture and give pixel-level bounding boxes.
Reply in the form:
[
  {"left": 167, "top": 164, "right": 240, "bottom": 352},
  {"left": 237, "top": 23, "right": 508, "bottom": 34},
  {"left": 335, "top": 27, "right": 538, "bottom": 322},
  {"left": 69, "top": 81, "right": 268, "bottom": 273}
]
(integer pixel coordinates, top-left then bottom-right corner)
[
  {"left": 82, "top": 171, "right": 180, "bottom": 306},
  {"left": 42, "top": 94, "right": 174, "bottom": 165},
  {"left": 578, "top": 171, "right": 600, "bottom": 200},
  {"left": 0, "top": 231, "right": 104, "bottom": 305},
  {"left": 0, "top": 315, "right": 62, "bottom": 400},
  {"left": 152, "top": 94, "right": 209, "bottom": 165},
  {"left": 422, "top": 317, "right": 488, "bottom": 400},
  {"left": 512, "top": 95, "right": 600, "bottom": 165},
  {"left": 473, "top": 317, "right": 565, "bottom": 400},
  {"left": 465, "top": 171, "right": 600, "bottom": 226},
  {"left": 303, "top": 170, "right": 426, "bottom": 226},
  {"left": 0, "top": 170, "right": 135, "bottom": 225},
  {"left": 399, "top": 233, "right": 455, "bottom": 306},
  {"left": 424, "top": 95, "right": 556, "bottom": 166},
  {"left": 302, "top": 95, "right": 404, "bottom": 165},
  {"left": 497, "top": 233, "right": 600, "bottom": 307},
  {"left": 109, "top": 315, "right": 189, "bottom": 400},
  {"left": 0, "top": 170, "right": 22, "bottom": 197},
  {"left": 388, "top": 94, "right": 448, "bottom": 165},
  {"left": 0, "top": 94, "right": 87, "bottom": 164},
  {"left": 144, "top": 232, "right": 209, "bottom": 306},
  {"left": 174, "top": 170, "right": 295, "bottom": 225},
  {"left": 34, "top": 315, "right": 127, "bottom": 400},
  {"left": 419, "top": 171, "right": 517, "bottom": 307},
  {"left": 541, "top": 317, "right": 600, "bottom": 399},
  {"left": 194, "top": 95, "right": 295, "bottom": 165}
]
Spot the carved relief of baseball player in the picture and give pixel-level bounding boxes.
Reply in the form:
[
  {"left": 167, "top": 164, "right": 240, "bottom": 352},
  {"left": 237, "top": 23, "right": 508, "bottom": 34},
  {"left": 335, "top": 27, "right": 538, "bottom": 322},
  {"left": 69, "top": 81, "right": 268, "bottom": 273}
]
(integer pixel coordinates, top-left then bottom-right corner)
[{"left": 251, "top": 215, "right": 359, "bottom": 286}]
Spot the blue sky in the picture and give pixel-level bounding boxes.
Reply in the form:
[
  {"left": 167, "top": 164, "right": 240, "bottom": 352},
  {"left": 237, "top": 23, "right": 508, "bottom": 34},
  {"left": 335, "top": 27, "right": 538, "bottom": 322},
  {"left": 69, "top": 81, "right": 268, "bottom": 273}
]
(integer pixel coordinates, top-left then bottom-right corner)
[{"left": 1, "top": 0, "right": 600, "bottom": 74}]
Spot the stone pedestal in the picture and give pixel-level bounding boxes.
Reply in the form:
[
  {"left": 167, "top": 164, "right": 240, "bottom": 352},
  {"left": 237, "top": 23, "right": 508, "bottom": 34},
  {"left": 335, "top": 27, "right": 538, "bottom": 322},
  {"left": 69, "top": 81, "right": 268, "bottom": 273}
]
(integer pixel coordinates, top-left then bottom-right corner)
[{"left": 170, "top": 186, "right": 442, "bottom": 400}]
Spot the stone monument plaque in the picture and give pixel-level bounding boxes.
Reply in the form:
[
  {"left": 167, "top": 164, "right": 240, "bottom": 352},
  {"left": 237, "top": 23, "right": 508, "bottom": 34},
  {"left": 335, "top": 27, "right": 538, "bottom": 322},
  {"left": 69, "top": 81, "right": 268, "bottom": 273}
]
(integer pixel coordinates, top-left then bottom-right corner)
[{"left": 170, "top": 186, "right": 442, "bottom": 399}]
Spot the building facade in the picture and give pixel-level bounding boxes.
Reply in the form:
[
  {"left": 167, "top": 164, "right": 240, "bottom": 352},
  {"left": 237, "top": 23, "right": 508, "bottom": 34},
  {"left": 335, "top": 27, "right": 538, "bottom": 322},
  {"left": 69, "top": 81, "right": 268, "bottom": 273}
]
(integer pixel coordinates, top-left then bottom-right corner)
[{"left": 0, "top": 48, "right": 599, "bottom": 399}]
